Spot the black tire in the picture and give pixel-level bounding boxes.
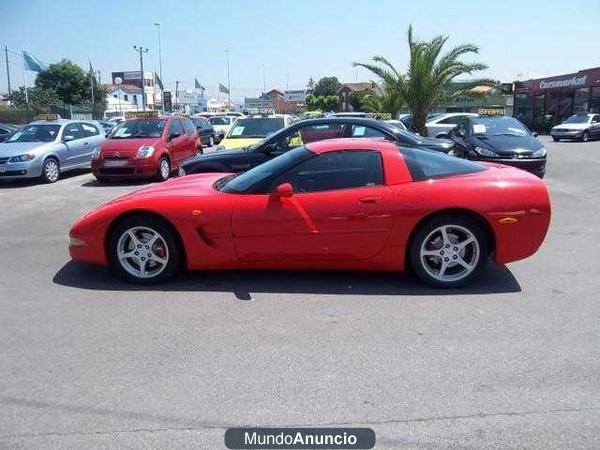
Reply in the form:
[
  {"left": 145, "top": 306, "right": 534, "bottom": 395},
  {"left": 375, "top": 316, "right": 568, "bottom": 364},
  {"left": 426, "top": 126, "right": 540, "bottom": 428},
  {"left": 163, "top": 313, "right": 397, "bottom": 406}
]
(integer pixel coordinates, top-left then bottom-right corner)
[
  {"left": 156, "top": 156, "right": 170, "bottom": 182},
  {"left": 552, "top": 137, "right": 559, "bottom": 142},
  {"left": 409, "top": 214, "right": 488, "bottom": 288},
  {"left": 108, "top": 214, "right": 182, "bottom": 285},
  {"left": 581, "top": 131, "right": 589, "bottom": 142},
  {"left": 41, "top": 157, "right": 60, "bottom": 183},
  {"left": 94, "top": 175, "right": 109, "bottom": 183}
]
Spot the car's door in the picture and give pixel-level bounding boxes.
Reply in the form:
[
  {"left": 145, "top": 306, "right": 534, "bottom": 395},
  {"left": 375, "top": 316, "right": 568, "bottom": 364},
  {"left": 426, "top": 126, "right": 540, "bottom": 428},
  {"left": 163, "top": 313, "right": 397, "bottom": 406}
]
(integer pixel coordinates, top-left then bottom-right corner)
[
  {"left": 80, "top": 122, "right": 103, "bottom": 165},
  {"left": 182, "top": 118, "right": 198, "bottom": 158},
  {"left": 165, "top": 118, "right": 186, "bottom": 164},
  {"left": 60, "top": 122, "right": 88, "bottom": 168},
  {"left": 231, "top": 150, "right": 394, "bottom": 262},
  {"left": 590, "top": 115, "right": 600, "bottom": 137}
]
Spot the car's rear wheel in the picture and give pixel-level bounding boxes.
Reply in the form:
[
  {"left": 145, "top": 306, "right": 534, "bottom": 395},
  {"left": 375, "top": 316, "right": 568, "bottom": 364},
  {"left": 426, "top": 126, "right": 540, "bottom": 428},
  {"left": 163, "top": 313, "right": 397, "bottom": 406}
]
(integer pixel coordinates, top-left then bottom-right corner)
[
  {"left": 41, "top": 157, "right": 60, "bottom": 183},
  {"left": 108, "top": 216, "right": 181, "bottom": 284},
  {"left": 156, "top": 157, "right": 170, "bottom": 182},
  {"left": 409, "top": 215, "right": 487, "bottom": 288},
  {"left": 581, "top": 131, "right": 589, "bottom": 142}
]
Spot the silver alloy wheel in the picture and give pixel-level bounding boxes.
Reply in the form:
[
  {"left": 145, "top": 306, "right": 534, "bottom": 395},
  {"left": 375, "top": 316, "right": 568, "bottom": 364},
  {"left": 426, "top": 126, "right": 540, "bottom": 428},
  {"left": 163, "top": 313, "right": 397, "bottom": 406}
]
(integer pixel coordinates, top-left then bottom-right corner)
[
  {"left": 160, "top": 159, "right": 170, "bottom": 180},
  {"left": 582, "top": 131, "right": 589, "bottom": 142},
  {"left": 44, "top": 159, "right": 59, "bottom": 182},
  {"left": 117, "top": 226, "right": 169, "bottom": 279},
  {"left": 420, "top": 224, "right": 480, "bottom": 283}
]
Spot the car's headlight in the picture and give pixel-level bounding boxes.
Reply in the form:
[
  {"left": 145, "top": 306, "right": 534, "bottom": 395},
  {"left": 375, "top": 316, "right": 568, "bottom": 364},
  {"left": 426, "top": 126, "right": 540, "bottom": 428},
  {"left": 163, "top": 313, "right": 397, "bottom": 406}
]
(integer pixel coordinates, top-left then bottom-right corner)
[
  {"left": 532, "top": 147, "right": 547, "bottom": 158},
  {"left": 136, "top": 145, "right": 155, "bottom": 159},
  {"left": 8, "top": 153, "right": 36, "bottom": 163},
  {"left": 91, "top": 147, "right": 100, "bottom": 159},
  {"left": 474, "top": 146, "right": 498, "bottom": 157}
]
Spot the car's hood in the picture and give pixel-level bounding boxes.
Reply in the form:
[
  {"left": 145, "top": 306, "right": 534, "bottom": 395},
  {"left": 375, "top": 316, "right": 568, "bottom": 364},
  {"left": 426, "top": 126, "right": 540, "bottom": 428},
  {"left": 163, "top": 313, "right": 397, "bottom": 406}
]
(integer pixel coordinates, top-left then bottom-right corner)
[
  {"left": 472, "top": 134, "right": 542, "bottom": 154},
  {"left": 553, "top": 123, "right": 588, "bottom": 130},
  {"left": 220, "top": 137, "right": 264, "bottom": 149},
  {"left": 108, "top": 172, "right": 230, "bottom": 204},
  {"left": 0, "top": 141, "right": 59, "bottom": 157},
  {"left": 100, "top": 138, "right": 162, "bottom": 156},
  {"left": 181, "top": 147, "right": 250, "bottom": 169},
  {"left": 418, "top": 137, "right": 453, "bottom": 149}
]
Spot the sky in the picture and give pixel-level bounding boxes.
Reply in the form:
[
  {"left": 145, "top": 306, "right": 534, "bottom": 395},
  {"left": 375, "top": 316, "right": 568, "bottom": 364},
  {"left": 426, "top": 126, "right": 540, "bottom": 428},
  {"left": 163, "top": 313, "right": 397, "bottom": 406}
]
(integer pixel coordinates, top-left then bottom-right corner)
[{"left": 1, "top": 0, "right": 599, "bottom": 102}]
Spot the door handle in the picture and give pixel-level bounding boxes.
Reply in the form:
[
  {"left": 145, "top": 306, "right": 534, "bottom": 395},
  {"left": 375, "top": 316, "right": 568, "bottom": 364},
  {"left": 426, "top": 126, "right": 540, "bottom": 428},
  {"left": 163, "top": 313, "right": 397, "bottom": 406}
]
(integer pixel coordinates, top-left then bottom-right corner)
[
  {"left": 83, "top": 142, "right": 89, "bottom": 146},
  {"left": 359, "top": 196, "right": 382, "bottom": 204}
]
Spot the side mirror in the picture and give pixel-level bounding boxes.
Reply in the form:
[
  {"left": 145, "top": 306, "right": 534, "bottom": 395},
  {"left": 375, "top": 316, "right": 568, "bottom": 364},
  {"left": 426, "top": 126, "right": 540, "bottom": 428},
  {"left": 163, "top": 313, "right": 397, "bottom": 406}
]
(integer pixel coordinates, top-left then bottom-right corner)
[
  {"left": 63, "top": 135, "right": 75, "bottom": 142},
  {"left": 454, "top": 128, "right": 465, "bottom": 138},
  {"left": 437, "top": 132, "right": 449, "bottom": 139},
  {"left": 105, "top": 131, "right": 111, "bottom": 138},
  {"left": 533, "top": 132, "right": 538, "bottom": 137},
  {"left": 169, "top": 132, "right": 181, "bottom": 141},
  {"left": 271, "top": 182, "right": 293, "bottom": 199}
]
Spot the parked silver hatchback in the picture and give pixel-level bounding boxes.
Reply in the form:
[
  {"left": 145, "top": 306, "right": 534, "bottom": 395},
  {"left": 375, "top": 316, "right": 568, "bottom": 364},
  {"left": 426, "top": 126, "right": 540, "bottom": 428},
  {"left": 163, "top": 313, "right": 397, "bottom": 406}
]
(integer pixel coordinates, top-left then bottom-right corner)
[{"left": 0, "top": 117, "right": 105, "bottom": 183}]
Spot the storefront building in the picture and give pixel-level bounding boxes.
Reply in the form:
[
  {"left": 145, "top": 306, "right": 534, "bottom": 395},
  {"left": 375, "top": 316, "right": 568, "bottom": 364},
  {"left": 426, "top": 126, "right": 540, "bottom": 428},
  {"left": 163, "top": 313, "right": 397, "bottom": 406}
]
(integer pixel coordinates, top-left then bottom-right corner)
[{"left": 513, "top": 67, "right": 600, "bottom": 130}]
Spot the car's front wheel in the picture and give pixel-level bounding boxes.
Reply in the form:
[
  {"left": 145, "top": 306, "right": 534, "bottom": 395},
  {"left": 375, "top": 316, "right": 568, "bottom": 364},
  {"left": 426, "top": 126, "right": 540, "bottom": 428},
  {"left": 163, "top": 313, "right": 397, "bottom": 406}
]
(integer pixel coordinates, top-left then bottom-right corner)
[
  {"left": 41, "top": 157, "right": 60, "bottom": 183},
  {"left": 108, "top": 215, "right": 182, "bottom": 284},
  {"left": 552, "top": 137, "right": 559, "bottom": 142},
  {"left": 156, "top": 157, "right": 170, "bottom": 182},
  {"left": 409, "top": 215, "right": 487, "bottom": 288},
  {"left": 581, "top": 131, "right": 589, "bottom": 142}
]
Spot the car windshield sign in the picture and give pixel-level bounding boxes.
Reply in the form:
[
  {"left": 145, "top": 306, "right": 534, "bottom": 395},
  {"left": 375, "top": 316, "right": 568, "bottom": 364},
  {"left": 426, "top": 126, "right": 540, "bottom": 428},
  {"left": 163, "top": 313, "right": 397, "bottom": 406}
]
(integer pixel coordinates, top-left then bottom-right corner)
[
  {"left": 227, "top": 118, "right": 284, "bottom": 139},
  {"left": 111, "top": 119, "right": 166, "bottom": 139},
  {"left": 563, "top": 114, "right": 589, "bottom": 124},
  {"left": 6, "top": 125, "right": 61, "bottom": 143},
  {"left": 471, "top": 117, "right": 528, "bottom": 137}
]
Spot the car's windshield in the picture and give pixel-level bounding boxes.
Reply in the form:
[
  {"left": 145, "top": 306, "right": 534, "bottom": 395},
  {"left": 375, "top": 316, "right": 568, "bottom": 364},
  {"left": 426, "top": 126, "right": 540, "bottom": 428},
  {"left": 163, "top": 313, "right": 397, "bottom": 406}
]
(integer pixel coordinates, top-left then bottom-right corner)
[
  {"left": 110, "top": 119, "right": 167, "bottom": 139},
  {"left": 6, "top": 124, "right": 60, "bottom": 143},
  {"left": 220, "top": 146, "right": 312, "bottom": 193},
  {"left": 226, "top": 117, "right": 285, "bottom": 139},
  {"left": 470, "top": 116, "right": 529, "bottom": 137},
  {"left": 208, "top": 116, "right": 231, "bottom": 125},
  {"left": 563, "top": 114, "right": 590, "bottom": 124}
]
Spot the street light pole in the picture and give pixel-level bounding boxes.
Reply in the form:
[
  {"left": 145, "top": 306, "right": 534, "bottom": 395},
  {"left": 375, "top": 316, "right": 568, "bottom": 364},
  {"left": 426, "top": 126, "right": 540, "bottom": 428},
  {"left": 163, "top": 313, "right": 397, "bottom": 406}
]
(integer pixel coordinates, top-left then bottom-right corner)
[
  {"left": 154, "top": 22, "right": 164, "bottom": 112},
  {"left": 225, "top": 49, "right": 231, "bottom": 109},
  {"left": 133, "top": 45, "right": 149, "bottom": 110}
]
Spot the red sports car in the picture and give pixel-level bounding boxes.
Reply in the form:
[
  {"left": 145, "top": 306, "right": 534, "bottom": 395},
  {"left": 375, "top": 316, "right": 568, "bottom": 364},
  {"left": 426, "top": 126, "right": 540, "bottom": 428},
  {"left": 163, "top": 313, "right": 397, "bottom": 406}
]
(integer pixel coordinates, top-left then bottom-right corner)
[
  {"left": 92, "top": 116, "right": 200, "bottom": 182},
  {"left": 70, "top": 139, "right": 551, "bottom": 287}
]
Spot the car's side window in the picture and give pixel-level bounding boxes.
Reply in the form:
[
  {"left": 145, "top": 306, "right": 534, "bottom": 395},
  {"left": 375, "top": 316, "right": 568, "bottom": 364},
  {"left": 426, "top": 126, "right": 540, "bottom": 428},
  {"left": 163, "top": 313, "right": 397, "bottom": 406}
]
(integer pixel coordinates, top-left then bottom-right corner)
[
  {"left": 349, "top": 125, "right": 387, "bottom": 138},
  {"left": 592, "top": 115, "right": 600, "bottom": 123},
  {"left": 298, "top": 123, "right": 344, "bottom": 143},
  {"left": 62, "top": 123, "right": 85, "bottom": 141},
  {"left": 81, "top": 122, "right": 100, "bottom": 137},
  {"left": 183, "top": 118, "right": 196, "bottom": 136},
  {"left": 168, "top": 119, "right": 184, "bottom": 138},
  {"left": 439, "top": 116, "right": 464, "bottom": 125},
  {"left": 270, "top": 150, "right": 384, "bottom": 193}
]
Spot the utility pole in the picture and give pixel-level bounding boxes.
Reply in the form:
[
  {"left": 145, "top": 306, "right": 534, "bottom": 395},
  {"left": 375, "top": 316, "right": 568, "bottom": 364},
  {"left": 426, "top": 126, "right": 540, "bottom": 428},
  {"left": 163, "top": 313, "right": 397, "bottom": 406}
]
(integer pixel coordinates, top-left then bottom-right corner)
[
  {"left": 133, "top": 45, "right": 149, "bottom": 110},
  {"left": 225, "top": 49, "right": 231, "bottom": 108},
  {"left": 154, "top": 22, "right": 164, "bottom": 112},
  {"left": 4, "top": 46, "right": 11, "bottom": 97},
  {"left": 97, "top": 70, "right": 101, "bottom": 84},
  {"left": 175, "top": 80, "right": 180, "bottom": 112}
]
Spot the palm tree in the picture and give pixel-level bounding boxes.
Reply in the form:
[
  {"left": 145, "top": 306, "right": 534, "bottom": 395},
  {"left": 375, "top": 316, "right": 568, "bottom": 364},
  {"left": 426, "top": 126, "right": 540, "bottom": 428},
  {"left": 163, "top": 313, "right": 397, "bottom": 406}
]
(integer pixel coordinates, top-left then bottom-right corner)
[
  {"left": 354, "top": 25, "right": 496, "bottom": 135},
  {"left": 362, "top": 83, "right": 404, "bottom": 117}
]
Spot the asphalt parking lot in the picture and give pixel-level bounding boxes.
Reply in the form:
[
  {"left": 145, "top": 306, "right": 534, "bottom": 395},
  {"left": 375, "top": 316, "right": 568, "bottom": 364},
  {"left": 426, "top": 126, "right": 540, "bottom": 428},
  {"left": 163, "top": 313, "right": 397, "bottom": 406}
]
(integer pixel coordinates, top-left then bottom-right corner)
[{"left": 0, "top": 136, "right": 599, "bottom": 449}]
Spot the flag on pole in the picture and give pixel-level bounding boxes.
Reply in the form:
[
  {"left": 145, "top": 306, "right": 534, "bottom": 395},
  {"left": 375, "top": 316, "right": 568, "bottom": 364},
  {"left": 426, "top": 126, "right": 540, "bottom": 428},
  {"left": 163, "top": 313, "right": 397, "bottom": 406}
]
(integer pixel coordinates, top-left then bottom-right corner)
[
  {"left": 155, "top": 73, "right": 164, "bottom": 91},
  {"left": 22, "top": 50, "right": 46, "bottom": 72},
  {"left": 218, "top": 83, "right": 229, "bottom": 94},
  {"left": 194, "top": 78, "right": 205, "bottom": 90}
]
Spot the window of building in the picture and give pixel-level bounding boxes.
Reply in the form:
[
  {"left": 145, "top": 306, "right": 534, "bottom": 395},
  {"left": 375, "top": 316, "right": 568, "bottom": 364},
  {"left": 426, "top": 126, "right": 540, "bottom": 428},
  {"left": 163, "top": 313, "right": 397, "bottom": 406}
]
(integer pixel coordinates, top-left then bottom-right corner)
[
  {"left": 590, "top": 87, "right": 600, "bottom": 113},
  {"left": 133, "top": 95, "right": 138, "bottom": 104},
  {"left": 545, "top": 91, "right": 559, "bottom": 120},
  {"left": 123, "top": 94, "right": 129, "bottom": 102},
  {"left": 514, "top": 94, "right": 532, "bottom": 124},
  {"left": 558, "top": 90, "right": 574, "bottom": 121},
  {"left": 574, "top": 88, "right": 589, "bottom": 113},
  {"left": 533, "top": 94, "right": 545, "bottom": 125},
  {"left": 270, "top": 150, "right": 383, "bottom": 193}
]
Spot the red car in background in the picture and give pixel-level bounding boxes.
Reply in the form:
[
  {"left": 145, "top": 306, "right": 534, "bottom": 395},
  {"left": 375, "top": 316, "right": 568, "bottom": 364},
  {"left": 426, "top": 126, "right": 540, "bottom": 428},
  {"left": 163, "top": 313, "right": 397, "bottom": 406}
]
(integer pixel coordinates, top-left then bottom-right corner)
[
  {"left": 92, "top": 116, "right": 200, "bottom": 182},
  {"left": 71, "top": 139, "right": 551, "bottom": 287}
]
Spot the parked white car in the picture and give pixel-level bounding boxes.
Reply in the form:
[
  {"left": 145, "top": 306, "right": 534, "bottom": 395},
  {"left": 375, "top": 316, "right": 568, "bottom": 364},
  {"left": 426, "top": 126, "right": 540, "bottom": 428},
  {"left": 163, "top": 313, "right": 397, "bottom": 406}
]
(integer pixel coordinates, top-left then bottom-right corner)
[
  {"left": 426, "top": 113, "right": 478, "bottom": 138},
  {"left": 551, "top": 113, "right": 600, "bottom": 142},
  {"left": 207, "top": 115, "right": 237, "bottom": 142}
]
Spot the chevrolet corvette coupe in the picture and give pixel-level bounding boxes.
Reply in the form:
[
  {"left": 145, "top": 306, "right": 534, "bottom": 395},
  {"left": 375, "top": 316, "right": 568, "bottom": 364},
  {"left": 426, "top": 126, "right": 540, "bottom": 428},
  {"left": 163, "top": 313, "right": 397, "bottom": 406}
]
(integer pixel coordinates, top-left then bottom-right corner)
[{"left": 69, "top": 139, "right": 551, "bottom": 287}]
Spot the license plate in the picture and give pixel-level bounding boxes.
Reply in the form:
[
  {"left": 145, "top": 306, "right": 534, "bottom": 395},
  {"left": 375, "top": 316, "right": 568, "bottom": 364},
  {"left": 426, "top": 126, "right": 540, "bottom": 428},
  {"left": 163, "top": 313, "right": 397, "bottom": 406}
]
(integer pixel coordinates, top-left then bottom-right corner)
[
  {"left": 103, "top": 160, "right": 129, "bottom": 167},
  {"left": 0, "top": 166, "right": 5, "bottom": 173}
]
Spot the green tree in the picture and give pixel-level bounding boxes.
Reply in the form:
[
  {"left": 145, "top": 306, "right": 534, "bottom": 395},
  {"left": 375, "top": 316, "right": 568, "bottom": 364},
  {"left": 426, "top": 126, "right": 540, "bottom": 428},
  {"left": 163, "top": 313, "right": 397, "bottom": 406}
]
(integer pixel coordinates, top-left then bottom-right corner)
[
  {"left": 35, "top": 60, "right": 90, "bottom": 104},
  {"left": 313, "top": 76, "right": 341, "bottom": 97},
  {"left": 354, "top": 25, "right": 495, "bottom": 135},
  {"left": 305, "top": 93, "right": 338, "bottom": 112},
  {"left": 362, "top": 83, "right": 404, "bottom": 117},
  {"left": 8, "top": 86, "right": 60, "bottom": 107}
]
